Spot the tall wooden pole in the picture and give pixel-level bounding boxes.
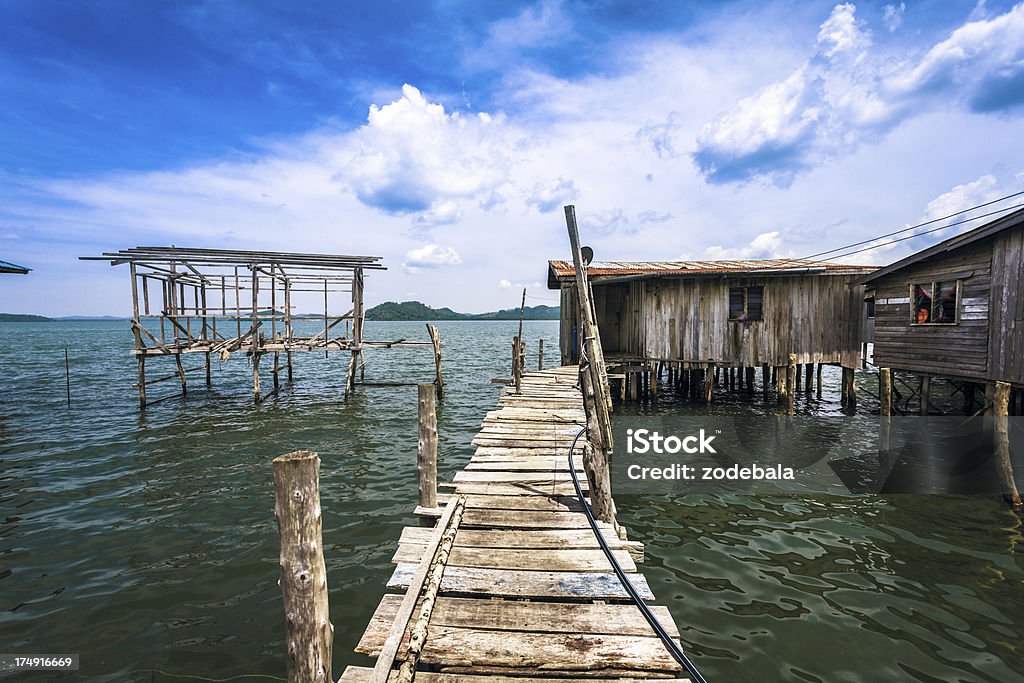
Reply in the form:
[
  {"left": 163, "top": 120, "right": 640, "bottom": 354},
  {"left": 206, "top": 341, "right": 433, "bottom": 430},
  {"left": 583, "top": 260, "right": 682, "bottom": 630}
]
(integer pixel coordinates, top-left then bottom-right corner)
[
  {"left": 564, "top": 205, "right": 615, "bottom": 527},
  {"left": 538, "top": 338, "right": 544, "bottom": 371},
  {"left": 272, "top": 450, "right": 333, "bottom": 683},
  {"left": 787, "top": 354, "right": 796, "bottom": 417},
  {"left": 427, "top": 324, "right": 443, "bottom": 398},
  {"left": 418, "top": 384, "right": 438, "bottom": 509}
]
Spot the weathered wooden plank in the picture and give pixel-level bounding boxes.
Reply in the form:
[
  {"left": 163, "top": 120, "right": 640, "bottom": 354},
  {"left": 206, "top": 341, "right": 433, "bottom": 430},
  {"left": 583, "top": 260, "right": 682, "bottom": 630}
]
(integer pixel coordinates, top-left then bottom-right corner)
[
  {"left": 441, "top": 482, "right": 585, "bottom": 497},
  {"left": 398, "top": 526, "right": 625, "bottom": 550},
  {"left": 357, "top": 595, "right": 678, "bottom": 656},
  {"left": 387, "top": 564, "right": 656, "bottom": 601},
  {"left": 339, "top": 666, "right": 680, "bottom": 682},
  {"left": 454, "top": 470, "right": 578, "bottom": 483},
  {"left": 392, "top": 545, "right": 637, "bottom": 572},
  {"left": 437, "top": 493, "right": 586, "bottom": 511}
]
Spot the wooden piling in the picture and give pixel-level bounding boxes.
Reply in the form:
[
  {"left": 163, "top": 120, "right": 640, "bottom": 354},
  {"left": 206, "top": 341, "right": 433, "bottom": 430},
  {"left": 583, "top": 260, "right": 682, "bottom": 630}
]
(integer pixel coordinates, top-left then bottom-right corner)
[
  {"left": 272, "top": 450, "right": 333, "bottom": 683},
  {"left": 795, "top": 364, "right": 802, "bottom": 392},
  {"left": 786, "top": 354, "right": 796, "bottom": 417},
  {"left": 879, "top": 367, "right": 892, "bottom": 460},
  {"left": 993, "top": 381, "right": 1022, "bottom": 510},
  {"left": 816, "top": 362, "right": 823, "bottom": 398},
  {"left": 919, "top": 375, "right": 931, "bottom": 416},
  {"left": 274, "top": 351, "right": 281, "bottom": 390},
  {"left": 427, "top": 324, "right": 443, "bottom": 398},
  {"left": 762, "top": 363, "right": 769, "bottom": 398},
  {"left": 137, "top": 356, "right": 146, "bottom": 409},
  {"left": 705, "top": 363, "right": 714, "bottom": 403},
  {"left": 512, "top": 337, "right": 522, "bottom": 395},
  {"left": 253, "top": 352, "right": 262, "bottom": 403},
  {"left": 176, "top": 353, "right": 187, "bottom": 396},
  {"left": 538, "top": 338, "right": 544, "bottom": 371},
  {"left": 205, "top": 351, "right": 212, "bottom": 387},
  {"left": 805, "top": 362, "right": 813, "bottom": 393},
  {"left": 417, "top": 384, "right": 438, "bottom": 509},
  {"left": 746, "top": 366, "right": 755, "bottom": 394}
]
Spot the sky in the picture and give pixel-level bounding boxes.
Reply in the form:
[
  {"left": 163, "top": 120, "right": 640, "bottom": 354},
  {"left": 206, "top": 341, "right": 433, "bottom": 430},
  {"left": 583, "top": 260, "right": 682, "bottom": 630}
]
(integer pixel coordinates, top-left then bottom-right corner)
[{"left": 1, "top": 0, "right": 1023, "bottom": 315}]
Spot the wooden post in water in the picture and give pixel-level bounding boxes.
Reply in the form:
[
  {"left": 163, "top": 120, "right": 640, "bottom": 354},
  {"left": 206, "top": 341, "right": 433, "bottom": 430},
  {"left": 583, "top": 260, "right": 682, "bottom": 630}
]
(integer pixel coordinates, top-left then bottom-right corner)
[
  {"left": 418, "top": 384, "right": 438, "bottom": 509},
  {"left": 787, "top": 354, "right": 796, "bottom": 417},
  {"left": 879, "top": 367, "right": 892, "bottom": 461},
  {"left": 205, "top": 352, "right": 212, "bottom": 387},
  {"left": 137, "top": 356, "right": 146, "bottom": 408},
  {"left": 919, "top": 375, "right": 931, "bottom": 416},
  {"left": 993, "top": 381, "right": 1022, "bottom": 511},
  {"left": 816, "top": 362, "right": 823, "bottom": 398},
  {"left": 253, "top": 352, "right": 262, "bottom": 403},
  {"left": 538, "top": 338, "right": 544, "bottom": 371},
  {"left": 426, "top": 324, "right": 444, "bottom": 398},
  {"left": 762, "top": 363, "right": 769, "bottom": 398},
  {"left": 705, "top": 363, "right": 714, "bottom": 403},
  {"left": 176, "top": 354, "right": 187, "bottom": 397},
  {"left": 272, "top": 450, "right": 333, "bottom": 683},
  {"left": 512, "top": 336, "right": 522, "bottom": 394}
]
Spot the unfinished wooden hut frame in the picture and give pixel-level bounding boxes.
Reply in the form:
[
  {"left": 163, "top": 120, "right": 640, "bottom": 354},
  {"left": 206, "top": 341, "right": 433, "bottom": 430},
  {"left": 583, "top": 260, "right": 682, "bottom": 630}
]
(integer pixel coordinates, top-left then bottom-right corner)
[
  {"left": 548, "top": 257, "right": 875, "bottom": 410},
  {"left": 81, "top": 247, "right": 443, "bottom": 408}
]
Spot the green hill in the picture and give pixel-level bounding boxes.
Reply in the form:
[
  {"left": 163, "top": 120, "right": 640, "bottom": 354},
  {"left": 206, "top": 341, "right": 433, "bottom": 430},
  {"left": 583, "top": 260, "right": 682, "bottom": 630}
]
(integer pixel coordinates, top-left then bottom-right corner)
[
  {"left": 366, "top": 301, "right": 559, "bottom": 321},
  {"left": 0, "top": 313, "right": 53, "bottom": 322}
]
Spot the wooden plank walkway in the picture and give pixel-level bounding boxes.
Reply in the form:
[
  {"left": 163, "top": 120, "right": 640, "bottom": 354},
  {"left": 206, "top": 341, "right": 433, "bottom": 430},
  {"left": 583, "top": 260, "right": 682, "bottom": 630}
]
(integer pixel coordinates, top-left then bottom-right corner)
[{"left": 340, "top": 365, "right": 691, "bottom": 681}]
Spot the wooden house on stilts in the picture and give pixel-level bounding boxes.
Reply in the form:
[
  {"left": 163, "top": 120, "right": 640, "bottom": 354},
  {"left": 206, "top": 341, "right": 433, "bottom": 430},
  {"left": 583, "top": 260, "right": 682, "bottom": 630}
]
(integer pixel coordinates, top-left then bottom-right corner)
[{"left": 548, "top": 258, "right": 875, "bottom": 407}]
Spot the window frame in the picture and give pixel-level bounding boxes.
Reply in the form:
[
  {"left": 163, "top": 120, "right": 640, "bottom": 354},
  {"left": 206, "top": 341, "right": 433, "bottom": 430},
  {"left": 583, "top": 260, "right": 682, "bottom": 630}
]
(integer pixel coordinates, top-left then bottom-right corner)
[
  {"left": 728, "top": 285, "right": 764, "bottom": 322},
  {"left": 909, "top": 280, "right": 961, "bottom": 326}
]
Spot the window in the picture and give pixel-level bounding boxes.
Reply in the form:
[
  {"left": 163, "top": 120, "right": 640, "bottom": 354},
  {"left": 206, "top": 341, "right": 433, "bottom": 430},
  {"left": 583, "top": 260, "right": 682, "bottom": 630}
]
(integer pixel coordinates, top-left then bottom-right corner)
[
  {"left": 729, "top": 286, "right": 763, "bottom": 321},
  {"left": 865, "top": 297, "right": 876, "bottom": 319},
  {"left": 911, "top": 281, "right": 959, "bottom": 324}
]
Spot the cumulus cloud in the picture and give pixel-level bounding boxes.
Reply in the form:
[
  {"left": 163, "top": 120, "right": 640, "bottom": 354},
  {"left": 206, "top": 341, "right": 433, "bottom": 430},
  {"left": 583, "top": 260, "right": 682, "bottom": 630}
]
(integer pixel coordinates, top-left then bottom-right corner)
[
  {"left": 704, "top": 231, "right": 785, "bottom": 260},
  {"left": 499, "top": 279, "right": 512, "bottom": 289},
  {"left": 693, "top": 2, "right": 1024, "bottom": 185},
  {"left": 403, "top": 243, "right": 463, "bottom": 272},
  {"left": 525, "top": 177, "right": 577, "bottom": 213},
  {"left": 344, "top": 84, "right": 513, "bottom": 217}
]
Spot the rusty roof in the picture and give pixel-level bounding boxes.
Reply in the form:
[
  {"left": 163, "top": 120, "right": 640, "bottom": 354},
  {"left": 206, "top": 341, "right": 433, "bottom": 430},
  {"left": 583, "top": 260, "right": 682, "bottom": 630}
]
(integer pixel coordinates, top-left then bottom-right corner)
[{"left": 547, "top": 258, "right": 875, "bottom": 287}]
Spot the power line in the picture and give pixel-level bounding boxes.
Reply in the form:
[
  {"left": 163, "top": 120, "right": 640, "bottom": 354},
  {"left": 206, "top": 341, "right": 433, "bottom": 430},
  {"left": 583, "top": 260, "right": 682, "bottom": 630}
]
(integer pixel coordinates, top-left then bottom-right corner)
[
  {"left": 811, "top": 201, "right": 1024, "bottom": 262},
  {"left": 801, "top": 189, "right": 1024, "bottom": 261}
]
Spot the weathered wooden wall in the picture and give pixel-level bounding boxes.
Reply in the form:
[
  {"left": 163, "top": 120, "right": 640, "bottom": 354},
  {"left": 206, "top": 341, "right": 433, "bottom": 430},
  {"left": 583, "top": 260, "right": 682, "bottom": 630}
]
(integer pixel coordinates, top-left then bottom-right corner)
[
  {"left": 871, "top": 239, "right": 993, "bottom": 381},
  {"left": 989, "top": 225, "right": 1024, "bottom": 384},
  {"left": 561, "top": 273, "right": 865, "bottom": 368}
]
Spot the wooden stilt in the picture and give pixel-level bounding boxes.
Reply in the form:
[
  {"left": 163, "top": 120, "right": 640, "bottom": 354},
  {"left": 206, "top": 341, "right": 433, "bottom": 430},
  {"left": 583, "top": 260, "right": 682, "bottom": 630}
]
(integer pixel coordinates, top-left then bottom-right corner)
[
  {"left": 287, "top": 350, "right": 294, "bottom": 381},
  {"left": 993, "top": 381, "right": 1022, "bottom": 510},
  {"left": 919, "top": 375, "right": 931, "bottom": 416},
  {"left": 705, "top": 364, "right": 714, "bottom": 403},
  {"left": 418, "top": 384, "right": 438, "bottom": 509},
  {"left": 805, "top": 362, "right": 813, "bottom": 393},
  {"left": 879, "top": 367, "right": 892, "bottom": 460},
  {"left": 746, "top": 366, "right": 755, "bottom": 394},
  {"left": 205, "top": 351, "right": 212, "bottom": 387},
  {"left": 427, "top": 324, "right": 443, "bottom": 398},
  {"left": 253, "top": 352, "right": 262, "bottom": 403},
  {"left": 274, "top": 351, "right": 281, "bottom": 390},
  {"left": 176, "top": 353, "right": 187, "bottom": 397},
  {"left": 762, "top": 363, "right": 769, "bottom": 398},
  {"left": 650, "top": 365, "right": 657, "bottom": 400},
  {"left": 786, "top": 354, "right": 796, "bottom": 417},
  {"left": 816, "top": 362, "right": 823, "bottom": 398},
  {"left": 538, "top": 338, "right": 544, "bottom": 371},
  {"left": 272, "top": 450, "right": 333, "bottom": 683},
  {"left": 862, "top": 341, "right": 869, "bottom": 369},
  {"left": 137, "top": 356, "right": 146, "bottom": 409},
  {"left": 795, "top": 364, "right": 802, "bottom": 392}
]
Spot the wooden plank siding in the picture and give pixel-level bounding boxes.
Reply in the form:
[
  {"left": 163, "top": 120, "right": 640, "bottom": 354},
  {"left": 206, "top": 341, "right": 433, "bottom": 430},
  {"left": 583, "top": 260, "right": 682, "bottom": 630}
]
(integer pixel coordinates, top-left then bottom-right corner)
[
  {"left": 562, "top": 274, "right": 866, "bottom": 368},
  {"left": 989, "top": 225, "right": 1024, "bottom": 384},
  {"left": 870, "top": 239, "right": 995, "bottom": 381}
]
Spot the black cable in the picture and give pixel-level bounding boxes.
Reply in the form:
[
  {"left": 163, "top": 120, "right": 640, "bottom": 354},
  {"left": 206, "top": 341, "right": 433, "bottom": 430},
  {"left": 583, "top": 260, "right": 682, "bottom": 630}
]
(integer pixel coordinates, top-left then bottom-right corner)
[
  {"left": 801, "top": 190, "right": 1024, "bottom": 261},
  {"left": 809, "top": 201, "right": 1024, "bottom": 262},
  {"left": 567, "top": 427, "right": 710, "bottom": 683}
]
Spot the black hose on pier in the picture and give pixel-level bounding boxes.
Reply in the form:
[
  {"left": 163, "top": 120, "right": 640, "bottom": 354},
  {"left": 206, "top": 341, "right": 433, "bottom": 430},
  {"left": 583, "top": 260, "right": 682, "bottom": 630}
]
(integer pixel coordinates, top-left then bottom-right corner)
[{"left": 568, "top": 426, "right": 709, "bottom": 683}]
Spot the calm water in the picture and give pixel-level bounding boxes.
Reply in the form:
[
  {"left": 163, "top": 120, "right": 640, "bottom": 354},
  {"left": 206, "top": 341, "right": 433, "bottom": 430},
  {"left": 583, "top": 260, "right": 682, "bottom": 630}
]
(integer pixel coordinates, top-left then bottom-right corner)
[{"left": 1, "top": 321, "right": 1021, "bottom": 681}]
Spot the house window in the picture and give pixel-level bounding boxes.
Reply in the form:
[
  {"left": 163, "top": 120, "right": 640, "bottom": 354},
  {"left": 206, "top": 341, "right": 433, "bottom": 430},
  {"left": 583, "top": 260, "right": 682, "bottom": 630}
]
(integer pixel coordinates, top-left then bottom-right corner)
[
  {"left": 729, "top": 286, "right": 763, "bottom": 321},
  {"left": 865, "top": 298, "right": 876, "bottom": 319},
  {"left": 911, "top": 281, "right": 959, "bottom": 324}
]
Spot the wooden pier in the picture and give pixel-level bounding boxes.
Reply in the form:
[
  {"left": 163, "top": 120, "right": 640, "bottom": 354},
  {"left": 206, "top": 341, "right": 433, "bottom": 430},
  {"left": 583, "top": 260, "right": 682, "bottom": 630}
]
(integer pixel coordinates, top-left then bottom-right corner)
[{"left": 339, "top": 365, "right": 693, "bottom": 681}]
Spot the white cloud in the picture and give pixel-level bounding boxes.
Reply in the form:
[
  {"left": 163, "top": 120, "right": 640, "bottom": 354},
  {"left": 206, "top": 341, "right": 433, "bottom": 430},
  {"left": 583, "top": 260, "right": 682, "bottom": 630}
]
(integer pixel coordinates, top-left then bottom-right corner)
[
  {"left": 525, "top": 177, "right": 577, "bottom": 213},
  {"left": 403, "top": 244, "right": 463, "bottom": 273},
  {"left": 694, "top": 2, "right": 1024, "bottom": 185},
  {"left": 343, "top": 84, "right": 514, "bottom": 217},
  {"left": 499, "top": 279, "right": 512, "bottom": 289},
  {"left": 704, "top": 231, "right": 786, "bottom": 260}
]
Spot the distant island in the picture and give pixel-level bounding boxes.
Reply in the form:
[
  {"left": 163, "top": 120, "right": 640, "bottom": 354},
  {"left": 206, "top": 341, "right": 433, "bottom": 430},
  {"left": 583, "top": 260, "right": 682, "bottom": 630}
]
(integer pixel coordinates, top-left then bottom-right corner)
[
  {"left": 0, "top": 313, "right": 53, "bottom": 322},
  {"left": 366, "top": 301, "right": 559, "bottom": 321}
]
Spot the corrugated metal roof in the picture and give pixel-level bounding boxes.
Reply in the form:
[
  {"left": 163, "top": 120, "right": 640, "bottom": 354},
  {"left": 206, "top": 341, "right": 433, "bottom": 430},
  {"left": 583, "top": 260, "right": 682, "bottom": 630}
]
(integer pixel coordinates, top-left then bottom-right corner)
[
  {"left": 548, "top": 258, "right": 875, "bottom": 281},
  {"left": 0, "top": 259, "right": 30, "bottom": 274}
]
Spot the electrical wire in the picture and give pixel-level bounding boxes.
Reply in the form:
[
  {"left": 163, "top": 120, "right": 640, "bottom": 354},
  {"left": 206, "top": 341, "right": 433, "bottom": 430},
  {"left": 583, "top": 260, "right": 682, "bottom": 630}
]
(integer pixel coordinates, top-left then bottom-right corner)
[
  {"left": 801, "top": 190, "right": 1024, "bottom": 261},
  {"left": 808, "top": 201, "right": 1024, "bottom": 263},
  {"left": 567, "top": 426, "right": 710, "bottom": 683}
]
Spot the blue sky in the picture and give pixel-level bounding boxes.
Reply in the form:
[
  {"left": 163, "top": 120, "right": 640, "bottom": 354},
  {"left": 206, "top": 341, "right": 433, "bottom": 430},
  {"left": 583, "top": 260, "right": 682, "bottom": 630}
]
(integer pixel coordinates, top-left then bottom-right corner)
[{"left": 1, "top": 0, "right": 1023, "bottom": 315}]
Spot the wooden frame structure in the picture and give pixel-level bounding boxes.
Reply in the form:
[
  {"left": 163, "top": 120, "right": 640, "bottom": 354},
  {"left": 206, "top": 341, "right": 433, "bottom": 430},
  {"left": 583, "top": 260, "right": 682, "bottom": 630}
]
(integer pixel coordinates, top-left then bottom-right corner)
[{"left": 81, "top": 247, "right": 442, "bottom": 407}]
